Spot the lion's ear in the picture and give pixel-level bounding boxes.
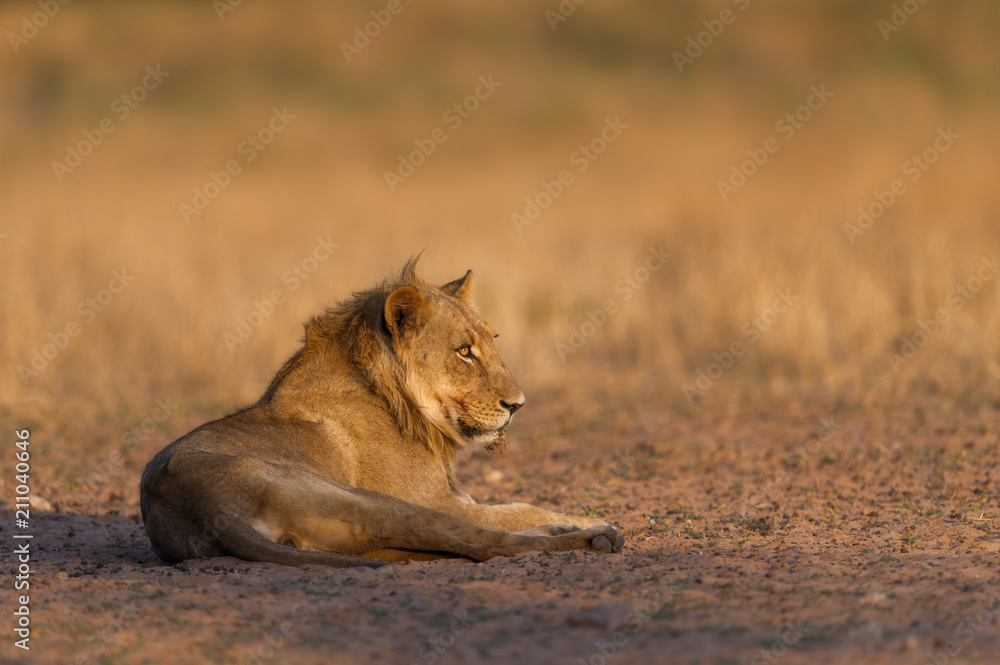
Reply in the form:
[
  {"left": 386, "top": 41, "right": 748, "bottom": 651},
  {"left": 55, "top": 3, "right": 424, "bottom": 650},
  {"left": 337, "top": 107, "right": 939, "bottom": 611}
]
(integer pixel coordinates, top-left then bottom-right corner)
[
  {"left": 441, "top": 270, "right": 474, "bottom": 303},
  {"left": 384, "top": 286, "right": 430, "bottom": 343}
]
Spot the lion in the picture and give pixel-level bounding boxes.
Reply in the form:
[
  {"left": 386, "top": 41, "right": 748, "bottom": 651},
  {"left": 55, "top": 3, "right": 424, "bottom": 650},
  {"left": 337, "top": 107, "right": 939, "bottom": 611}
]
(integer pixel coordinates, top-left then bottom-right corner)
[{"left": 140, "top": 256, "right": 624, "bottom": 567}]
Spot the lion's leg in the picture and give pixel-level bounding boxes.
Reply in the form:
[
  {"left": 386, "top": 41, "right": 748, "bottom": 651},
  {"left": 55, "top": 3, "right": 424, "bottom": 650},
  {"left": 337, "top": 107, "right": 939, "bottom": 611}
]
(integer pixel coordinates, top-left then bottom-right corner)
[
  {"left": 435, "top": 500, "right": 611, "bottom": 533},
  {"left": 257, "top": 469, "right": 623, "bottom": 561}
]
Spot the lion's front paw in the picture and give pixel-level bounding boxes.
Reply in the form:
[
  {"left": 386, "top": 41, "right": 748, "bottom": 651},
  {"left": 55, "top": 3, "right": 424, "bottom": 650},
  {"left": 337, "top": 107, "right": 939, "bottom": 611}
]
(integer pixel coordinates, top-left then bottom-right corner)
[{"left": 583, "top": 524, "right": 625, "bottom": 554}]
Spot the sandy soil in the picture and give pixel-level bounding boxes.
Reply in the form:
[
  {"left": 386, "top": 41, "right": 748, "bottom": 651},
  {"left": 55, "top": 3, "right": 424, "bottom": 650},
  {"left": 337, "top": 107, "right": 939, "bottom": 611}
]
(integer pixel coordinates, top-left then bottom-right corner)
[{"left": 6, "top": 379, "right": 1000, "bottom": 665}]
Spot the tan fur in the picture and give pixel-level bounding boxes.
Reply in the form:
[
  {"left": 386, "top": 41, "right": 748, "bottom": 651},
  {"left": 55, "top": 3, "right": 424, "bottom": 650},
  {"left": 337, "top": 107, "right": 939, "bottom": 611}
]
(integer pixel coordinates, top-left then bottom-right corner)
[{"left": 140, "top": 257, "right": 623, "bottom": 567}]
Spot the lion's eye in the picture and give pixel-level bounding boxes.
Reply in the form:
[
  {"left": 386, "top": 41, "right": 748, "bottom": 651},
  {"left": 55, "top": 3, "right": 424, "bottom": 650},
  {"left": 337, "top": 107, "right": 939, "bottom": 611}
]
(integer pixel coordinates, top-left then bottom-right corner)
[{"left": 457, "top": 345, "right": 474, "bottom": 359}]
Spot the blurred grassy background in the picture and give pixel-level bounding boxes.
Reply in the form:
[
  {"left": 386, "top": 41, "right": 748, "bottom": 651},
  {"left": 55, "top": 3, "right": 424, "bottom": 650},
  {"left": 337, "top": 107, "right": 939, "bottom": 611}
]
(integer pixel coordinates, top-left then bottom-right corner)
[{"left": 3, "top": 0, "right": 1000, "bottom": 451}]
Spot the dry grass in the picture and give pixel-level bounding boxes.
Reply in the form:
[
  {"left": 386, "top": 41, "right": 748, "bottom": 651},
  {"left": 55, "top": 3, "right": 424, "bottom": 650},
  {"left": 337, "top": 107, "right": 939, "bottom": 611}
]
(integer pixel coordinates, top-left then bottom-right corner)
[
  {"left": 3, "top": 0, "right": 999, "bottom": 437},
  {"left": 3, "top": 6, "right": 1000, "bottom": 663}
]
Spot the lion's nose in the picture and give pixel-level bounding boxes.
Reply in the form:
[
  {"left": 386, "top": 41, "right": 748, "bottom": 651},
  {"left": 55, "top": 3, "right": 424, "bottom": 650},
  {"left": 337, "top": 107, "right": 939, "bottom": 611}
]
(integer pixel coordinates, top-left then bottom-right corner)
[{"left": 500, "top": 397, "right": 524, "bottom": 415}]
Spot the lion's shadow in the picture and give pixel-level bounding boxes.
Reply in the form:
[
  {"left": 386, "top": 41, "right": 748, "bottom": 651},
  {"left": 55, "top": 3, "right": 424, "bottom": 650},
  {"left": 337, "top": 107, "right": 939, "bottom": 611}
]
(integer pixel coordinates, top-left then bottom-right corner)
[{"left": 6, "top": 510, "right": 164, "bottom": 572}]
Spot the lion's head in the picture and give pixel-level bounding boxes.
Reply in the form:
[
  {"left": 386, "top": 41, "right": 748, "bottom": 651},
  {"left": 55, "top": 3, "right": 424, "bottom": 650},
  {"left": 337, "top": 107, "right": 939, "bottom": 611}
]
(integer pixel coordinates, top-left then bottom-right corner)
[
  {"left": 382, "top": 264, "right": 525, "bottom": 449},
  {"left": 279, "top": 256, "right": 526, "bottom": 454}
]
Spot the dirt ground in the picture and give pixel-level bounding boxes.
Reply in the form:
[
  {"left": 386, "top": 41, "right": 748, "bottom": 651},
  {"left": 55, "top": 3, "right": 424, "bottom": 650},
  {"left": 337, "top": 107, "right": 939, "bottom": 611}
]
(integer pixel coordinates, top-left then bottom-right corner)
[{"left": 7, "top": 378, "right": 999, "bottom": 665}]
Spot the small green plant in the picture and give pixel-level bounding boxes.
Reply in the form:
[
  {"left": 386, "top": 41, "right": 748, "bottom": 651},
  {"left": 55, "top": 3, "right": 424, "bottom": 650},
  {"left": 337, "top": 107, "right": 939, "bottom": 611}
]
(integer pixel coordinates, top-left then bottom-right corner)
[{"left": 741, "top": 516, "right": 773, "bottom": 536}]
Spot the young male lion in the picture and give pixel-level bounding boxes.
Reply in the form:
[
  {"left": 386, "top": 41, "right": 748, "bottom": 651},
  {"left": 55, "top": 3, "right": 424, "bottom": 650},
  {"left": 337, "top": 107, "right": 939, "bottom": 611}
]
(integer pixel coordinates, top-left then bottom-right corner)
[{"left": 140, "top": 257, "right": 624, "bottom": 567}]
